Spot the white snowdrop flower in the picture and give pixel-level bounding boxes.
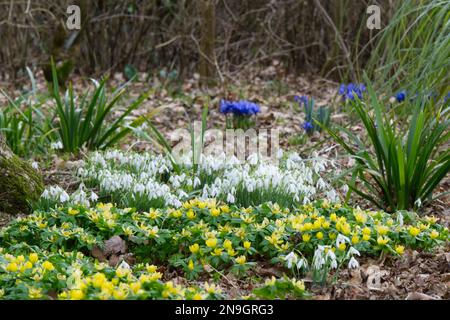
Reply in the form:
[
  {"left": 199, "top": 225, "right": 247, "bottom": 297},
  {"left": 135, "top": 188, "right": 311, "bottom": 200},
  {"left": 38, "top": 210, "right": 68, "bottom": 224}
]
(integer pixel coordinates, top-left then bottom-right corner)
[
  {"left": 396, "top": 212, "right": 404, "bottom": 226},
  {"left": 59, "top": 191, "right": 70, "bottom": 203},
  {"left": 134, "top": 183, "right": 145, "bottom": 194},
  {"left": 326, "top": 189, "right": 339, "bottom": 202},
  {"left": 284, "top": 252, "right": 298, "bottom": 269},
  {"left": 193, "top": 177, "right": 201, "bottom": 188},
  {"left": 276, "top": 148, "right": 283, "bottom": 159},
  {"left": 316, "top": 178, "right": 327, "bottom": 190},
  {"left": 90, "top": 192, "right": 99, "bottom": 202},
  {"left": 297, "top": 258, "right": 308, "bottom": 270},
  {"left": 248, "top": 153, "right": 258, "bottom": 166},
  {"left": 312, "top": 246, "right": 326, "bottom": 270},
  {"left": 31, "top": 162, "right": 39, "bottom": 170},
  {"left": 326, "top": 249, "right": 336, "bottom": 261},
  {"left": 51, "top": 141, "right": 63, "bottom": 150},
  {"left": 330, "top": 259, "right": 338, "bottom": 269},
  {"left": 336, "top": 234, "right": 350, "bottom": 248},
  {"left": 347, "top": 247, "right": 360, "bottom": 257},
  {"left": 90, "top": 78, "right": 100, "bottom": 88},
  {"left": 41, "top": 189, "right": 50, "bottom": 199},
  {"left": 226, "top": 193, "right": 235, "bottom": 203},
  {"left": 341, "top": 184, "right": 349, "bottom": 194},
  {"left": 118, "top": 260, "right": 131, "bottom": 270},
  {"left": 414, "top": 198, "right": 422, "bottom": 208},
  {"left": 348, "top": 257, "right": 360, "bottom": 269},
  {"left": 313, "top": 256, "right": 325, "bottom": 270},
  {"left": 178, "top": 190, "right": 188, "bottom": 199}
]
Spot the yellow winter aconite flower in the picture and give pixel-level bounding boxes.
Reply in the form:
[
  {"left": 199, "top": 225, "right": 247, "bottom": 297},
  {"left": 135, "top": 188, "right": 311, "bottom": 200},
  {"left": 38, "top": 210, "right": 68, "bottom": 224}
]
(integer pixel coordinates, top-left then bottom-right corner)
[
  {"left": 122, "top": 226, "right": 134, "bottom": 237},
  {"left": 223, "top": 239, "right": 233, "bottom": 250},
  {"left": 6, "top": 262, "right": 18, "bottom": 272},
  {"left": 291, "top": 278, "right": 305, "bottom": 291},
  {"left": 188, "top": 260, "right": 195, "bottom": 271},
  {"left": 42, "top": 261, "right": 55, "bottom": 271},
  {"left": 338, "top": 243, "right": 346, "bottom": 251},
  {"left": 265, "top": 233, "right": 283, "bottom": 245},
  {"left": 316, "top": 232, "right": 324, "bottom": 240},
  {"left": 351, "top": 235, "right": 360, "bottom": 245},
  {"left": 430, "top": 230, "right": 439, "bottom": 239},
  {"left": 340, "top": 223, "right": 351, "bottom": 235},
  {"left": 210, "top": 208, "right": 221, "bottom": 217},
  {"left": 313, "top": 219, "right": 322, "bottom": 230},
  {"left": 113, "top": 289, "right": 127, "bottom": 300},
  {"left": 376, "top": 225, "right": 389, "bottom": 236},
  {"left": 129, "top": 282, "right": 141, "bottom": 294},
  {"left": 146, "top": 209, "right": 160, "bottom": 220},
  {"left": 377, "top": 236, "right": 389, "bottom": 245},
  {"left": 235, "top": 255, "right": 246, "bottom": 265},
  {"left": 205, "top": 238, "right": 217, "bottom": 248},
  {"left": 204, "top": 282, "right": 222, "bottom": 294},
  {"left": 424, "top": 216, "right": 438, "bottom": 224},
  {"left": 243, "top": 241, "right": 251, "bottom": 250},
  {"left": 68, "top": 208, "right": 79, "bottom": 216},
  {"left": 116, "top": 267, "right": 130, "bottom": 278},
  {"left": 189, "top": 243, "right": 200, "bottom": 254},
  {"left": 265, "top": 276, "right": 276, "bottom": 286},
  {"left": 146, "top": 264, "right": 158, "bottom": 273},
  {"left": 186, "top": 210, "right": 196, "bottom": 219},
  {"left": 148, "top": 226, "right": 159, "bottom": 238},
  {"left": 69, "top": 289, "right": 85, "bottom": 300},
  {"left": 21, "top": 261, "right": 33, "bottom": 272},
  {"left": 192, "top": 293, "right": 203, "bottom": 300},
  {"left": 220, "top": 205, "right": 230, "bottom": 213},
  {"left": 330, "top": 213, "right": 338, "bottom": 222},
  {"left": 212, "top": 248, "right": 223, "bottom": 256},
  {"left": 302, "top": 234, "right": 311, "bottom": 242},
  {"left": 409, "top": 226, "right": 421, "bottom": 237},
  {"left": 28, "top": 287, "right": 43, "bottom": 299},
  {"left": 419, "top": 223, "right": 429, "bottom": 231},
  {"left": 303, "top": 222, "right": 313, "bottom": 232},
  {"left": 172, "top": 210, "right": 183, "bottom": 218},
  {"left": 92, "top": 273, "right": 107, "bottom": 288},
  {"left": 227, "top": 248, "right": 236, "bottom": 256},
  {"left": 395, "top": 245, "right": 405, "bottom": 255}
]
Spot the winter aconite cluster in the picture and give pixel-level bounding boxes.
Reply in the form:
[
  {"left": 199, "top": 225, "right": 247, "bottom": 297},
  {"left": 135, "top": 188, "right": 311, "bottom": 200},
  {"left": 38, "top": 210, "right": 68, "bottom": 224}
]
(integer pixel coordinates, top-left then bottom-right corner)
[{"left": 0, "top": 196, "right": 447, "bottom": 299}]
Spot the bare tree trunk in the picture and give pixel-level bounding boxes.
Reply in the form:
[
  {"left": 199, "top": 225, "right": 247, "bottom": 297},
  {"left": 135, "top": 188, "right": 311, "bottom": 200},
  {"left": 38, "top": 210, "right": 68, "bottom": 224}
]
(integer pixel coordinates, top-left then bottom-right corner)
[
  {"left": 0, "top": 134, "right": 44, "bottom": 215},
  {"left": 198, "top": 0, "right": 216, "bottom": 87}
]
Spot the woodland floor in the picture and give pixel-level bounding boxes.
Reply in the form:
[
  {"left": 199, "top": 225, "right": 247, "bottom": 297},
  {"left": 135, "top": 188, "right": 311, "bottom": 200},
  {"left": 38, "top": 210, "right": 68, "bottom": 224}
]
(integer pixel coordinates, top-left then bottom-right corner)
[{"left": 1, "top": 66, "right": 449, "bottom": 299}]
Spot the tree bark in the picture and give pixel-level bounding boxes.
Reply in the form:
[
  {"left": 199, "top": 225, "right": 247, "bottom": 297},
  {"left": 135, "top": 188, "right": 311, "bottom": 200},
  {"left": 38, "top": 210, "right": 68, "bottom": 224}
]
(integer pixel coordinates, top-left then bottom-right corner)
[
  {"left": 198, "top": 0, "right": 216, "bottom": 87},
  {"left": 0, "top": 134, "right": 44, "bottom": 215}
]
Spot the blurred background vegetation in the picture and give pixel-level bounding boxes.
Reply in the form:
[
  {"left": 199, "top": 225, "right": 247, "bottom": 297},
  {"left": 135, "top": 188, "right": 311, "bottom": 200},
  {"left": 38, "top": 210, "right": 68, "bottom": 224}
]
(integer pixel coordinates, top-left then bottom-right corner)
[
  {"left": 1, "top": 0, "right": 448, "bottom": 94},
  {"left": 0, "top": 1, "right": 402, "bottom": 81}
]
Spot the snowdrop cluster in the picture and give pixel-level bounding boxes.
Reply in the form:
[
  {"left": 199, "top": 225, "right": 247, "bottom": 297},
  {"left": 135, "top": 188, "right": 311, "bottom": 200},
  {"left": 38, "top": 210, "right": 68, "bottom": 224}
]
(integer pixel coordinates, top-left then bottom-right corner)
[
  {"left": 41, "top": 186, "right": 70, "bottom": 203},
  {"left": 75, "top": 149, "right": 339, "bottom": 209},
  {"left": 39, "top": 184, "right": 98, "bottom": 209}
]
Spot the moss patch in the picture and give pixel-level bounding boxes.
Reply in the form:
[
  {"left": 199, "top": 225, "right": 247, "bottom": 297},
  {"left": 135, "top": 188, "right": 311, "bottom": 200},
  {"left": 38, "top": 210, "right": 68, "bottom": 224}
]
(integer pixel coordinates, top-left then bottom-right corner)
[{"left": 0, "top": 153, "right": 44, "bottom": 215}]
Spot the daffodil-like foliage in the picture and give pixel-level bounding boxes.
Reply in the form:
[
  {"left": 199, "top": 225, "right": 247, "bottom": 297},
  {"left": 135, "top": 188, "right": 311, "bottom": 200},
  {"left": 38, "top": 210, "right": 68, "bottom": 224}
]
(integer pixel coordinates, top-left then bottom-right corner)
[{"left": 0, "top": 199, "right": 448, "bottom": 299}]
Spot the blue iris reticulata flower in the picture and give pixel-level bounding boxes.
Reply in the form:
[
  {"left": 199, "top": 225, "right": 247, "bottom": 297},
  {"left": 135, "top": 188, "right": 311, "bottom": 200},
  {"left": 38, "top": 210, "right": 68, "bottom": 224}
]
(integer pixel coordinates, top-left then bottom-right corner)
[
  {"left": 339, "top": 83, "right": 366, "bottom": 101},
  {"left": 396, "top": 91, "right": 406, "bottom": 102},
  {"left": 219, "top": 100, "right": 261, "bottom": 116},
  {"left": 302, "top": 121, "right": 314, "bottom": 133}
]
